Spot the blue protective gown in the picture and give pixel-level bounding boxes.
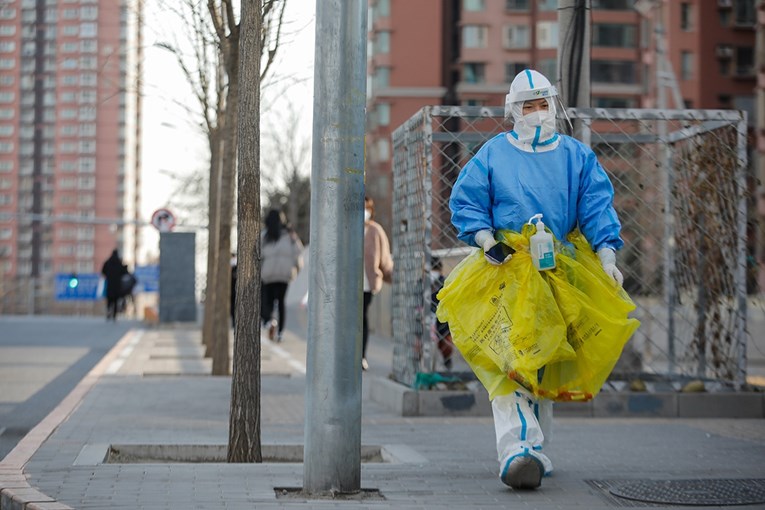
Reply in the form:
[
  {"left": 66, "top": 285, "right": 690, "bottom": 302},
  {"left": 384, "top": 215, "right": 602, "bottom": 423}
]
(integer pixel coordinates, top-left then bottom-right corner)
[{"left": 450, "top": 133, "right": 623, "bottom": 252}]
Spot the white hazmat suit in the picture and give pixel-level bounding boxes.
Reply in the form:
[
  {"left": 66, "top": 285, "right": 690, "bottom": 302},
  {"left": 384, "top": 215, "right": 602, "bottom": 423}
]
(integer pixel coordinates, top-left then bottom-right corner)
[{"left": 449, "top": 69, "right": 624, "bottom": 489}]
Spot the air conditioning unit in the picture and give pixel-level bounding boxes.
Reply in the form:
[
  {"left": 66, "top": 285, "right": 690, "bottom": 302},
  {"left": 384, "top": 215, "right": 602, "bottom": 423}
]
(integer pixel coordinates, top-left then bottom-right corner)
[
  {"left": 717, "top": 0, "right": 732, "bottom": 8},
  {"left": 716, "top": 45, "right": 734, "bottom": 58}
]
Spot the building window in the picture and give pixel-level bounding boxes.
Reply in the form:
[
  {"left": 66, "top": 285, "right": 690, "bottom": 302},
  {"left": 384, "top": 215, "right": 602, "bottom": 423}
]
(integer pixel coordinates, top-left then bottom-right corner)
[
  {"left": 0, "top": 8, "right": 16, "bottom": 20},
  {"left": 734, "top": 0, "right": 755, "bottom": 26},
  {"left": 539, "top": 58, "right": 557, "bottom": 82},
  {"left": 376, "top": 31, "right": 390, "bottom": 54},
  {"left": 680, "top": 51, "right": 693, "bottom": 80},
  {"left": 463, "top": 0, "right": 485, "bottom": 11},
  {"left": 0, "top": 142, "right": 12, "bottom": 154},
  {"left": 463, "top": 62, "right": 486, "bottom": 83},
  {"left": 373, "top": 66, "right": 390, "bottom": 89},
  {"left": 505, "top": 62, "right": 529, "bottom": 82},
  {"left": 0, "top": 41, "right": 16, "bottom": 53},
  {"left": 591, "top": 60, "right": 636, "bottom": 83},
  {"left": 735, "top": 46, "right": 754, "bottom": 76},
  {"left": 536, "top": 21, "right": 558, "bottom": 49},
  {"left": 463, "top": 25, "right": 488, "bottom": 49},
  {"left": 592, "top": 0, "right": 632, "bottom": 9},
  {"left": 0, "top": 25, "right": 16, "bottom": 36},
  {"left": 80, "top": 73, "right": 97, "bottom": 86},
  {"left": 593, "top": 23, "right": 636, "bottom": 47},
  {"left": 79, "top": 140, "right": 96, "bottom": 154},
  {"left": 719, "top": 8, "right": 731, "bottom": 26},
  {"left": 80, "top": 22, "right": 96, "bottom": 37},
  {"left": 594, "top": 97, "right": 636, "bottom": 108},
  {"left": 503, "top": 25, "right": 530, "bottom": 49},
  {"left": 376, "top": 139, "right": 390, "bottom": 161},
  {"left": 0, "top": 125, "right": 14, "bottom": 136},
  {"left": 375, "top": 0, "right": 390, "bottom": 17},
  {"left": 79, "top": 157, "right": 95, "bottom": 172},
  {"left": 505, "top": 0, "right": 529, "bottom": 11},
  {"left": 377, "top": 103, "right": 390, "bottom": 126},
  {"left": 538, "top": 0, "right": 558, "bottom": 10},
  {"left": 79, "top": 56, "right": 97, "bottom": 70},
  {"left": 79, "top": 124, "right": 96, "bottom": 137},
  {"left": 680, "top": 3, "right": 692, "bottom": 30},
  {"left": 78, "top": 106, "right": 96, "bottom": 121},
  {"left": 80, "top": 40, "right": 97, "bottom": 53},
  {"left": 80, "top": 6, "right": 97, "bottom": 20},
  {"left": 0, "top": 160, "right": 12, "bottom": 172},
  {"left": 61, "top": 25, "right": 78, "bottom": 36}
]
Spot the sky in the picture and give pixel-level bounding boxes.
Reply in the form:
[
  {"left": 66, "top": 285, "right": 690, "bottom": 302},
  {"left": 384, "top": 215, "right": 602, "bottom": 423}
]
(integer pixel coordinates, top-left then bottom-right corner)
[{"left": 137, "top": 1, "right": 316, "bottom": 262}]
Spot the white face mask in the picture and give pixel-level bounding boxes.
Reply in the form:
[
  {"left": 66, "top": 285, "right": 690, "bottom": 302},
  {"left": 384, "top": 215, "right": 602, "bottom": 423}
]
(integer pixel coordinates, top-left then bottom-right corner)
[
  {"left": 364, "top": 209, "right": 371, "bottom": 222},
  {"left": 512, "top": 109, "right": 557, "bottom": 147},
  {"left": 430, "top": 270, "right": 440, "bottom": 280}
]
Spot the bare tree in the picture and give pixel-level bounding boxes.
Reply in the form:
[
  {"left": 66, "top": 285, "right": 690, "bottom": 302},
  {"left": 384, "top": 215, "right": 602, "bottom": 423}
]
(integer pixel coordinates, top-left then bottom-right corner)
[
  {"left": 229, "top": 0, "right": 262, "bottom": 462},
  {"left": 205, "top": 0, "right": 287, "bottom": 376},
  {"left": 207, "top": 0, "right": 240, "bottom": 376},
  {"left": 154, "top": 0, "right": 225, "bottom": 359}
]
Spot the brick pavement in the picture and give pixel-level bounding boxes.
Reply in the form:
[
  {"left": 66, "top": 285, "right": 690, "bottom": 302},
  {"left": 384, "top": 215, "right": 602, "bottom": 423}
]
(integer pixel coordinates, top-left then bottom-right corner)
[{"left": 1, "top": 324, "right": 764, "bottom": 509}]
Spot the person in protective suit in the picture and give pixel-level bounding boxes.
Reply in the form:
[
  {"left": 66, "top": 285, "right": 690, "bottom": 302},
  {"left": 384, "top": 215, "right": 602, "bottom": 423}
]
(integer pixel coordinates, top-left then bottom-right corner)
[{"left": 449, "top": 69, "right": 625, "bottom": 490}]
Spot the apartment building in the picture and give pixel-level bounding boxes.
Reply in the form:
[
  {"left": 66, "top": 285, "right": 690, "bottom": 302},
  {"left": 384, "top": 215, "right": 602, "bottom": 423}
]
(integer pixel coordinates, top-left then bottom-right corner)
[
  {"left": 366, "top": 0, "right": 756, "bottom": 234},
  {"left": 0, "top": 0, "right": 142, "bottom": 312}
]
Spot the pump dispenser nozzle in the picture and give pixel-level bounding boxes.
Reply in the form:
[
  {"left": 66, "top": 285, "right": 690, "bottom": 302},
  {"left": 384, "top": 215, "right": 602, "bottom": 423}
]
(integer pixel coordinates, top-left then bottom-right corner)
[
  {"left": 528, "top": 213, "right": 545, "bottom": 232},
  {"left": 528, "top": 213, "right": 556, "bottom": 271}
]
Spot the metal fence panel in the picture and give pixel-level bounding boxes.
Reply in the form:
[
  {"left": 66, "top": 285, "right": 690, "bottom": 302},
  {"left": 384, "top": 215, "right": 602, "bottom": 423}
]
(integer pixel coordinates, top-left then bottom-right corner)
[{"left": 390, "top": 106, "right": 749, "bottom": 390}]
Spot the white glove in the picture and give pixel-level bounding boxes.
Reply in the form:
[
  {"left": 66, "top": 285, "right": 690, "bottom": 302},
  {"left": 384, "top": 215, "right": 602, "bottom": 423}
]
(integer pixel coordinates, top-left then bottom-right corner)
[
  {"left": 597, "top": 247, "right": 624, "bottom": 287},
  {"left": 475, "top": 229, "right": 503, "bottom": 266}
]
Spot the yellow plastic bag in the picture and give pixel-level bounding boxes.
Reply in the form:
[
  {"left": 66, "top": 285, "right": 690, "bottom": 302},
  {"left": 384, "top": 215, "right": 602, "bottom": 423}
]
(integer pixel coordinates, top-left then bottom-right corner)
[{"left": 436, "top": 227, "right": 640, "bottom": 401}]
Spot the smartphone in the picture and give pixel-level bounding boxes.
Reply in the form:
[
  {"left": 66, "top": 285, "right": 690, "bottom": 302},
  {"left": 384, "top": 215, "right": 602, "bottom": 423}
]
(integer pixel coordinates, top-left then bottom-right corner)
[{"left": 485, "top": 242, "right": 515, "bottom": 264}]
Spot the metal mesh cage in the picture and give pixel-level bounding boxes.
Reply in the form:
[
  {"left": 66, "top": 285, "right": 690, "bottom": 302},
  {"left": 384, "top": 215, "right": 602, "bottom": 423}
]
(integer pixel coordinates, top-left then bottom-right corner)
[{"left": 390, "top": 105, "right": 749, "bottom": 390}]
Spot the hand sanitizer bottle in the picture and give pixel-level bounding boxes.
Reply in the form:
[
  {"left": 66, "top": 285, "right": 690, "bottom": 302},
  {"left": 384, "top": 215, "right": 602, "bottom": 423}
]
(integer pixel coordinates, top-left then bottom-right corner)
[{"left": 528, "top": 214, "right": 556, "bottom": 271}]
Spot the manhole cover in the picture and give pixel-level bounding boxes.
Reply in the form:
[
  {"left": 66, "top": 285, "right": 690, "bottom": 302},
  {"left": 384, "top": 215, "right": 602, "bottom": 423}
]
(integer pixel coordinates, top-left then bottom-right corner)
[{"left": 609, "top": 479, "right": 765, "bottom": 506}]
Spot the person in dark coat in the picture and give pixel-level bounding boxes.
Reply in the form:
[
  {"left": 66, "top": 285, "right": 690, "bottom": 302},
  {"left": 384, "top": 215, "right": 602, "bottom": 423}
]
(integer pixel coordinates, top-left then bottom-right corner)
[{"left": 101, "top": 249, "right": 127, "bottom": 321}]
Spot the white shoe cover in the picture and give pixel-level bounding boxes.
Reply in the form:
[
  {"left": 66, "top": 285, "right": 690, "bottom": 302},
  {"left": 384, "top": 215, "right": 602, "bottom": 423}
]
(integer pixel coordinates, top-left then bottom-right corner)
[{"left": 492, "top": 391, "right": 553, "bottom": 479}]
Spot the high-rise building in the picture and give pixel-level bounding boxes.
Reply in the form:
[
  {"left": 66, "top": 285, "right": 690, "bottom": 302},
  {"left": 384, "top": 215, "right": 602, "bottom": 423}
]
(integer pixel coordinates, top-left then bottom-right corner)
[
  {"left": 0, "top": 0, "right": 142, "bottom": 313},
  {"left": 366, "top": 0, "right": 755, "bottom": 233}
]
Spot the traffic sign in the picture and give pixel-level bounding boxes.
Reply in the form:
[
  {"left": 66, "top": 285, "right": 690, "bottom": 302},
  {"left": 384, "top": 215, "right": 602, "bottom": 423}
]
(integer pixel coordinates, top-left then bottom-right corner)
[
  {"left": 151, "top": 208, "right": 176, "bottom": 232},
  {"left": 55, "top": 273, "right": 101, "bottom": 301}
]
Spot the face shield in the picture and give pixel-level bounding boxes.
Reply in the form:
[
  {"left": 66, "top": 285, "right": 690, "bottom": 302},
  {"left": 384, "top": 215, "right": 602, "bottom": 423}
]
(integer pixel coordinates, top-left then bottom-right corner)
[
  {"left": 504, "top": 69, "right": 564, "bottom": 149},
  {"left": 504, "top": 69, "right": 559, "bottom": 123}
]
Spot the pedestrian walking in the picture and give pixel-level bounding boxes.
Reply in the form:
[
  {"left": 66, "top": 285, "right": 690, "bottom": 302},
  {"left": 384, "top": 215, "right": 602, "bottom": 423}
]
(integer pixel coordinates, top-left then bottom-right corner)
[
  {"left": 260, "top": 210, "right": 303, "bottom": 342},
  {"left": 362, "top": 196, "right": 393, "bottom": 371},
  {"left": 101, "top": 249, "right": 128, "bottom": 321},
  {"left": 448, "top": 69, "right": 626, "bottom": 490}
]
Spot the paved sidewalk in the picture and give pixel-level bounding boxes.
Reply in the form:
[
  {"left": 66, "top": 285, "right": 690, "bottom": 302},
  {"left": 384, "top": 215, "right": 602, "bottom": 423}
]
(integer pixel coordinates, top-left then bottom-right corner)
[{"left": 1, "top": 323, "right": 765, "bottom": 509}]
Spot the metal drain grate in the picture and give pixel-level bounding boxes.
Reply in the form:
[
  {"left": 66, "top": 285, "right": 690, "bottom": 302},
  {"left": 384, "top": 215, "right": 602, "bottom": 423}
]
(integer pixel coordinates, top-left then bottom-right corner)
[{"left": 609, "top": 479, "right": 765, "bottom": 507}]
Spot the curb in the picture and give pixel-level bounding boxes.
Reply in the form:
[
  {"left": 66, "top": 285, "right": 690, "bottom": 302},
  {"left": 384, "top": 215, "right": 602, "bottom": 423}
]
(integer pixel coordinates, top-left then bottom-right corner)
[
  {"left": 0, "top": 329, "right": 143, "bottom": 510},
  {"left": 368, "top": 376, "right": 765, "bottom": 418}
]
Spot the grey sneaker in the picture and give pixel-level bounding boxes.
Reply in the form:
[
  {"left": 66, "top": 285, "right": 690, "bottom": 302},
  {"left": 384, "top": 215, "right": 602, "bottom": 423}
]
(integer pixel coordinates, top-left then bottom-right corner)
[{"left": 500, "top": 455, "right": 543, "bottom": 490}]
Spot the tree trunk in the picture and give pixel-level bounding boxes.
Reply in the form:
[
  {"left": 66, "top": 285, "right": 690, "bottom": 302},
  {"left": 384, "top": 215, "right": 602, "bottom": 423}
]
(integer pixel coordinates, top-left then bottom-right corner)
[
  {"left": 228, "top": 0, "right": 263, "bottom": 463},
  {"left": 203, "top": 127, "right": 222, "bottom": 356},
  {"left": 211, "top": 94, "right": 237, "bottom": 375}
]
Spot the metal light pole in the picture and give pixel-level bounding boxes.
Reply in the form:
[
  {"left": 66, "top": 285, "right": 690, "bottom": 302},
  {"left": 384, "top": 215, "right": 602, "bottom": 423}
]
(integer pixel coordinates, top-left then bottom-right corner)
[{"left": 303, "top": 0, "right": 368, "bottom": 494}]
